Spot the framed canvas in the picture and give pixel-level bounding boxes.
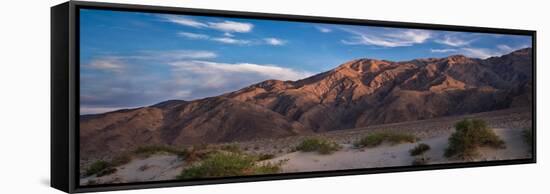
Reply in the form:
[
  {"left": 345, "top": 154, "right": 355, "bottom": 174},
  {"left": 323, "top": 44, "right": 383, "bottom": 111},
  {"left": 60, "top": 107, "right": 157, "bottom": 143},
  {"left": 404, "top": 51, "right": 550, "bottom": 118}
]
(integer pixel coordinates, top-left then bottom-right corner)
[{"left": 51, "top": 1, "right": 536, "bottom": 193}]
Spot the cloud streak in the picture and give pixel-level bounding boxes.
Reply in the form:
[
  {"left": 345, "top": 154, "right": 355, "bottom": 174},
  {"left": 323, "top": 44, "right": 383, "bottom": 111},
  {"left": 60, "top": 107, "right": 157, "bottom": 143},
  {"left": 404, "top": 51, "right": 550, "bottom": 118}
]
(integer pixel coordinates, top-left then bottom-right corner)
[
  {"left": 169, "top": 60, "right": 311, "bottom": 82},
  {"left": 435, "top": 35, "right": 473, "bottom": 47},
  {"left": 316, "top": 26, "right": 332, "bottom": 33},
  {"left": 177, "top": 31, "right": 286, "bottom": 46},
  {"left": 87, "top": 58, "right": 126, "bottom": 73},
  {"left": 138, "top": 50, "right": 217, "bottom": 60},
  {"left": 207, "top": 21, "right": 253, "bottom": 33},
  {"left": 264, "top": 38, "right": 286, "bottom": 46},
  {"left": 430, "top": 44, "right": 529, "bottom": 59},
  {"left": 161, "top": 15, "right": 253, "bottom": 33},
  {"left": 177, "top": 32, "right": 210, "bottom": 39},
  {"left": 161, "top": 15, "right": 208, "bottom": 28},
  {"left": 342, "top": 28, "right": 431, "bottom": 47},
  {"left": 211, "top": 37, "right": 251, "bottom": 45},
  {"left": 430, "top": 48, "right": 458, "bottom": 53}
]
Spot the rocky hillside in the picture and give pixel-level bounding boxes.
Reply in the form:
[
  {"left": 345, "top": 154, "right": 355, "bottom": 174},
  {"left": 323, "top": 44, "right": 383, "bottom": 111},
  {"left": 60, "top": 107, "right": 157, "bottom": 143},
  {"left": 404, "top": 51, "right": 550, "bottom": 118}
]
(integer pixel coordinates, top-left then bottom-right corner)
[{"left": 80, "top": 48, "right": 532, "bottom": 159}]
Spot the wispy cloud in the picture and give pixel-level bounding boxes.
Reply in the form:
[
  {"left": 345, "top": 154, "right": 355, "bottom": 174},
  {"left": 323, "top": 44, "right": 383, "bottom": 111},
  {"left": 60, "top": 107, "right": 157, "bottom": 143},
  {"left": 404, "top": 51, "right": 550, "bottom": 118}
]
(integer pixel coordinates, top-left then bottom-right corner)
[
  {"left": 177, "top": 31, "right": 286, "bottom": 46},
  {"left": 316, "top": 26, "right": 332, "bottom": 33},
  {"left": 161, "top": 15, "right": 253, "bottom": 33},
  {"left": 207, "top": 21, "right": 253, "bottom": 33},
  {"left": 133, "top": 50, "right": 217, "bottom": 60},
  {"left": 461, "top": 44, "right": 528, "bottom": 59},
  {"left": 430, "top": 48, "right": 458, "bottom": 53},
  {"left": 161, "top": 15, "right": 208, "bottom": 28},
  {"left": 163, "top": 15, "right": 289, "bottom": 46},
  {"left": 460, "top": 48, "right": 498, "bottom": 59},
  {"left": 84, "top": 50, "right": 217, "bottom": 73},
  {"left": 211, "top": 37, "right": 251, "bottom": 45},
  {"left": 342, "top": 28, "right": 431, "bottom": 47},
  {"left": 177, "top": 32, "right": 209, "bottom": 39},
  {"left": 264, "top": 38, "right": 286, "bottom": 46},
  {"left": 430, "top": 44, "right": 529, "bottom": 59},
  {"left": 435, "top": 35, "right": 473, "bottom": 47},
  {"left": 497, "top": 44, "right": 513, "bottom": 51},
  {"left": 169, "top": 60, "right": 312, "bottom": 88},
  {"left": 87, "top": 58, "right": 126, "bottom": 73}
]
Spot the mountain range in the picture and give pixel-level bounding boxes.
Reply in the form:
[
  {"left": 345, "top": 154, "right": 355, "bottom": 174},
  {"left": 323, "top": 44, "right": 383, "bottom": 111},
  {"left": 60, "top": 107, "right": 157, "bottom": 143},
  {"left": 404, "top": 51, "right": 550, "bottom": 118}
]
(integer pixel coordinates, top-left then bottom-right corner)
[{"left": 80, "top": 48, "right": 532, "bottom": 158}]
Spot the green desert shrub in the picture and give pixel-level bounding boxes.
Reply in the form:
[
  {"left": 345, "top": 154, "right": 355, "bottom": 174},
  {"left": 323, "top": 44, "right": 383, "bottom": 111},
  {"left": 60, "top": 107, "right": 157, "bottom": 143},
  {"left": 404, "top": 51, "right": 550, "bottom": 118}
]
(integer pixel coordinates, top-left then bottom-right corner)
[
  {"left": 220, "top": 144, "right": 241, "bottom": 153},
  {"left": 85, "top": 160, "right": 110, "bottom": 176},
  {"left": 295, "top": 138, "right": 341, "bottom": 154},
  {"left": 354, "top": 132, "right": 417, "bottom": 148},
  {"left": 177, "top": 152, "right": 282, "bottom": 179},
  {"left": 84, "top": 154, "right": 133, "bottom": 177},
  {"left": 110, "top": 154, "right": 132, "bottom": 166},
  {"left": 257, "top": 153, "right": 276, "bottom": 161},
  {"left": 409, "top": 143, "right": 431, "bottom": 156},
  {"left": 133, "top": 145, "right": 187, "bottom": 157},
  {"left": 253, "top": 162, "right": 283, "bottom": 174},
  {"left": 444, "top": 119, "right": 506, "bottom": 159},
  {"left": 184, "top": 145, "right": 218, "bottom": 163},
  {"left": 96, "top": 167, "right": 117, "bottom": 177}
]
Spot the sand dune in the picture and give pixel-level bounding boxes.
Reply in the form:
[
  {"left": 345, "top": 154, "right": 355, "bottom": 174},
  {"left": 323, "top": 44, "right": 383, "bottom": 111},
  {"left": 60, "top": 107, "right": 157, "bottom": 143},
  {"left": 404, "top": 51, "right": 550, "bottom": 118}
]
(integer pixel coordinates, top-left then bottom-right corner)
[
  {"left": 80, "top": 127, "right": 531, "bottom": 185},
  {"left": 81, "top": 155, "right": 185, "bottom": 185},
  {"left": 264, "top": 128, "right": 531, "bottom": 173}
]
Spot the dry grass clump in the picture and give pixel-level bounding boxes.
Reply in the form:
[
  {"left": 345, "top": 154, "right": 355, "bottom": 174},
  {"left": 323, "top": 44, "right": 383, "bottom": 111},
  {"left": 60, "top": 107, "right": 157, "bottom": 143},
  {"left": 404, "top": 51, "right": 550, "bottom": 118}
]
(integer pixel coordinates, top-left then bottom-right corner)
[{"left": 444, "top": 119, "right": 505, "bottom": 160}]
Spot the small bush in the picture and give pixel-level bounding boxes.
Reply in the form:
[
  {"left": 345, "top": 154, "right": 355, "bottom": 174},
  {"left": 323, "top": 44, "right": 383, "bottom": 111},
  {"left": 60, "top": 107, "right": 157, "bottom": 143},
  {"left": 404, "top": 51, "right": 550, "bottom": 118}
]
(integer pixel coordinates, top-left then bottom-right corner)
[
  {"left": 184, "top": 145, "right": 215, "bottom": 163},
  {"left": 354, "top": 132, "right": 417, "bottom": 148},
  {"left": 411, "top": 157, "right": 430, "bottom": 165},
  {"left": 295, "top": 138, "right": 341, "bottom": 154},
  {"left": 84, "top": 154, "right": 133, "bottom": 177},
  {"left": 85, "top": 160, "right": 110, "bottom": 176},
  {"left": 133, "top": 145, "right": 187, "bottom": 157},
  {"left": 96, "top": 167, "right": 117, "bottom": 177},
  {"left": 110, "top": 154, "right": 132, "bottom": 166},
  {"left": 444, "top": 119, "right": 506, "bottom": 159},
  {"left": 254, "top": 160, "right": 286, "bottom": 174},
  {"left": 220, "top": 144, "right": 241, "bottom": 153},
  {"left": 409, "top": 143, "right": 431, "bottom": 156},
  {"left": 177, "top": 152, "right": 282, "bottom": 179},
  {"left": 257, "top": 153, "right": 275, "bottom": 161}
]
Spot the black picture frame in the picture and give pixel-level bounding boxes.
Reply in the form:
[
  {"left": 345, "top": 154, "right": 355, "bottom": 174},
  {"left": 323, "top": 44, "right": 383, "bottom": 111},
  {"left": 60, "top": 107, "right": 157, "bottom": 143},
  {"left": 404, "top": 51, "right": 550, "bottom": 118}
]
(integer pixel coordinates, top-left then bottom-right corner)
[{"left": 51, "top": 1, "right": 536, "bottom": 193}]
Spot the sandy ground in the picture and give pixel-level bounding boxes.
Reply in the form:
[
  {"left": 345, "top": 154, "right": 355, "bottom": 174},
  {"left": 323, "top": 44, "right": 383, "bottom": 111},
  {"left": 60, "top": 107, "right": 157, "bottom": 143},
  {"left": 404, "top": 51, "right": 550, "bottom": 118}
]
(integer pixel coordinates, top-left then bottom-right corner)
[
  {"left": 80, "top": 154, "right": 185, "bottom": 185},
  {"left": 80, "top": 128, "right": 531, "bottom": 185},
  {"left": 264, "top": 128, "right": 531, "bottom": 173}
]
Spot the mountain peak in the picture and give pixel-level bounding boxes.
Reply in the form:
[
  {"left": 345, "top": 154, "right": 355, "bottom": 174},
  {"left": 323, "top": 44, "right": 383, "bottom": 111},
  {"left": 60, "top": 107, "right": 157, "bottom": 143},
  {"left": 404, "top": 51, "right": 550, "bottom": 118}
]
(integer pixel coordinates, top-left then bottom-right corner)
[
  {"left": 436, "top": 54, "right": 478, "bottom": 66},
  {"left": 509, "top": 47, "right": 532, "bottom": 56},
  {"left": 447, "top": 54, "right": 467, "bottom": 59},
  {"left": 151, "top": 100, "right": 187, "bottom": 108},
  {"left": 335, "top": 58, "right": 391, "bottom": 74},
  {"left": 445, "top": 54, "right": 469, "bottom": 62},
  {"left": 252, "top": 79, "right": 293, "bottom": 91}
]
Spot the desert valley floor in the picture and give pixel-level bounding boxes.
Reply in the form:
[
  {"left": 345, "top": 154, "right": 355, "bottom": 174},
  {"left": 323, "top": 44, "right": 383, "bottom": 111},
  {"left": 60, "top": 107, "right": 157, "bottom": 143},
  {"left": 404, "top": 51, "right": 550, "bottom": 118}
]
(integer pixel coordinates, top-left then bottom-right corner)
[{"left": 80, "top": 107, "right": 532, "bottom": 185}]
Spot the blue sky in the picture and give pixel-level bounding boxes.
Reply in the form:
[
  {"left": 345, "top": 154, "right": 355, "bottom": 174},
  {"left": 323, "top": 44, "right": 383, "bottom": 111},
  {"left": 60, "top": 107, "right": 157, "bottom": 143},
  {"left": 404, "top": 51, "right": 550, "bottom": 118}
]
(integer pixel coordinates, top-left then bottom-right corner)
[{"left": 79, "top": 9, "right": 532, "bottom": 115}]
